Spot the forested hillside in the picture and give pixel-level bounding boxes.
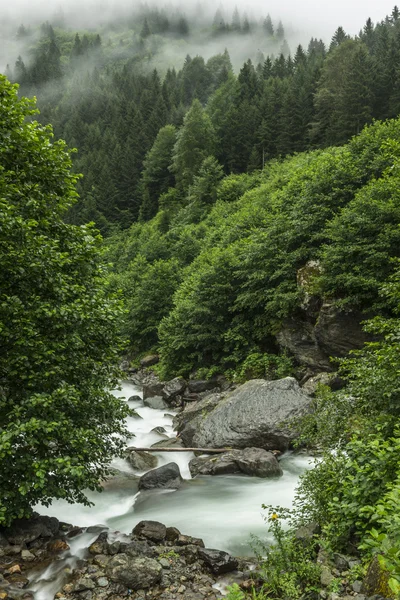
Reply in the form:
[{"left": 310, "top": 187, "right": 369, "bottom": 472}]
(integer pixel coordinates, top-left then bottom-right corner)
[{"left": 5, "top": 5, "right": 400, "bottom": 232}]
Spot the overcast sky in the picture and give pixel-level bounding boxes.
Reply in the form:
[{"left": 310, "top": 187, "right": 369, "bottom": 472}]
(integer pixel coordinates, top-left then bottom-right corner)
[{"left": 1, "top": 0, "right": 398, "bottom": 41}]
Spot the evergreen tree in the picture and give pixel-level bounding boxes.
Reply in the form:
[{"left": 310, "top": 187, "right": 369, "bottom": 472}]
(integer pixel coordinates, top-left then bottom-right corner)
[
  {"left": 177, "top": 16, "right": 189, "bottom": 36},
  {"left": 264, "top": 14, "right": 274, "bottom": 37},
  {"left": 140, "top": 125, "right": 177, "bottom": 220},
  {"left": 231, "top": 7, "right": 241, "bottom": 32},
  {"left": 277, "top": 21, "right": 285, "bottom": 40},
  {"left": 330, "top": 26, "right": 349, "bottom": 50},
  {"left": 140, "top": 18, "right": 151, "bottom": 38},
  {"left": 171, "top": 99, "right": 216, "bottom": 193}
]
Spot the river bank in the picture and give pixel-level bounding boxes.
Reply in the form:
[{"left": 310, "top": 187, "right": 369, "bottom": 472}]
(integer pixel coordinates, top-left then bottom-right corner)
[{"left": 0, "top": 377, "right": 313, "bottom": 599}]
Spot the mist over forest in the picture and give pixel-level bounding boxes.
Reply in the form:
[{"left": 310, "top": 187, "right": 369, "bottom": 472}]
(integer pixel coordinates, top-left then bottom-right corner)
[{"left": 1, "top": 0, "right": 398, "bottom": 73}]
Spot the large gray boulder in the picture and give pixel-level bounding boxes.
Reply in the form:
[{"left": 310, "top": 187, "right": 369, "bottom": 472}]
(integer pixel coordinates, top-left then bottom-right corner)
[
  {"left": 138, "top": 462, "right": 183, "bottom": 490},
  {"left": 193, "top": 378, "right": 311, "bottom": 451},
  {"left": 174, "top": 392, "right": 224, "bottom": 446},
  {"left": 106, "top": 554, "right": 162, "bottom": 589},
  {"left": 189, "top": 448, "right": 282, "bottom": 478}
]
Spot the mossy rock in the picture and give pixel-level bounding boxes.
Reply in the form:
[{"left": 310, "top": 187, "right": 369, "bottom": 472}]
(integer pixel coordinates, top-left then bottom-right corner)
[{"left": 361, "top": 556, "right": 394, "bottom": 599}]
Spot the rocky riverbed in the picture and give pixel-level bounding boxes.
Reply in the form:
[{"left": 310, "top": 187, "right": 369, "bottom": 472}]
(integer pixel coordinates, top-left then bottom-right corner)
[{"left": 2, "top": 368, "right": 388, "bottom": 600}]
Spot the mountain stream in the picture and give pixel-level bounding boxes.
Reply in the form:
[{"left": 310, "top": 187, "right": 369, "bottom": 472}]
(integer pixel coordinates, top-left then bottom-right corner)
[{"left": 30, "top": 380, "right": 313, "bottom": 598}]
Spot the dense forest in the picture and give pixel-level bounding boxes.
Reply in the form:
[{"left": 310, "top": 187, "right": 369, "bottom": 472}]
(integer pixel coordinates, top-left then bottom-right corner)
[
  {"left": 5, "top": 5, "right": 400, "bottom": 231},
  {"left": 4, "top": 3, "right": 400, "bottom": 599}
]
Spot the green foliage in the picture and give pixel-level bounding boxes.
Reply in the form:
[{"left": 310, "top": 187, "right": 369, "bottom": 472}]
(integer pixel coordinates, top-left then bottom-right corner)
[
  {"left": 253, "top": 506, "right": 321, "bottom": 600},
  {"left": 293, "top": 268, "right": 400, "bottom": 586},
  {"left": 230, "top": 352, "right": 293, "bottom": 383},
  {"left": 171, "top": 99, "right": 216, "bottom": 193},
  {"left": 0, "top": 76, "right": 130, "bottom": 526}
]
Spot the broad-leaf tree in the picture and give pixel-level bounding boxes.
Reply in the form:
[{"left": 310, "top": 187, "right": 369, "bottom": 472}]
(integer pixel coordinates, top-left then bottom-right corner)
[{"left": 0, "top": 76, "right": 130, "bottom": 526}]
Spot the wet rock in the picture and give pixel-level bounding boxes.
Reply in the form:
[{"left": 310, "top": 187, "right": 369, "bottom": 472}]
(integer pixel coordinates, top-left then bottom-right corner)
[
  {"left": 143, "top": 381, "right": 165, "bottom": 400},
  {"left": 166, "top": 527, "right": 180, "bottom": 542},
  {"left": 138, "top": 462, "right": 183, "bottom": 490},
  {"left": 152, "top": 426, "right": 167, "bottom": 435},
  {"left": 106, "top": 554, "right": 162, "bottom": 589},
  {"left": 2, "top": 514, "right": 59, "bottom": 545},
  {"left": 143, "top": 396, "right": 168, "bottom": 410},
  {"left": 176, "top": 535, "right": 205, "bottom": 547},
  {"left": 140, "top": 354, "right": 160, "bottom": 368},
  {"left": 74, "top": 577, "right": 96, "bottom": 591},
  {"left": 127, "top": 450, "right": 158, "bottom": 471},
  {"left": 151, "top": 437, "right": 184, "bottom": 449},
  {"left": 189, "top": 454, "right": 240, "bottom": 477},
  {"left": 101, "top": 469, "right": 139, "bottom": 491},
  {"left": 7, "top": 573, "right": 29, "bottom": 588},
  {"left": 20, "top": 550, "right": 35, "bottom": 562},
  {"left": 233, "top": 447, "right": 283, "bottom": 477},
  {"left": 162, "top": 378, "right": 186, "bottom": 401},
  {"left": 198, "top": 548, "right": 238, "bottom": 575},
  {"left": 127, "top": 395, "right": 142, "bottom": 402},
  {"left": 193, "top": 378, "right": 311, "bottom": 451},
  {"left": 133, "top": 521, "right": 167, "bottom": 543},
  {"left": 47, "top": 539, "right": 70, "bottom": 553},
  {"left": 93, "top": 555, "right": 110, "bottom": 569}
]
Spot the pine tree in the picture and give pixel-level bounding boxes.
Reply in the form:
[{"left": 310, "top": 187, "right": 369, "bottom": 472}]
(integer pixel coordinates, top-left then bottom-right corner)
[
  {"left": 140, "top": 18, "right": 151, "bottom": 38},
  {"left": 231, "top": 7, "right": 241, "bottom": 32},
  {"left": 140, "top": 125, "right": 177, "bottom": 220},
  {"left": 277, "top": 21, "right": 285, "bottom": 40},
  {"left": 171, "top": 99, "right": 216, "bottom": 192},
  {"left": 264, "top": 14, "right": 274, "bottom": 37}
]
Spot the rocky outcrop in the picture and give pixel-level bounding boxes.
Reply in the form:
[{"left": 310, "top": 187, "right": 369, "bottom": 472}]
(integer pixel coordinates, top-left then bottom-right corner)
[
  {"left": 192, "top": 378, "right": 311, "bottom": 451},
  {"left": 57, "top": 522, "right": 237, "bottom": 600},
  {"left": 138, "top": 462, "right": 183, "bottom": 490},
  {"left": 314, "top": 303, "right": 373, "bottom": 358},
  {"left": 189, "top": 448, "right": 282, "bottom": 478}
]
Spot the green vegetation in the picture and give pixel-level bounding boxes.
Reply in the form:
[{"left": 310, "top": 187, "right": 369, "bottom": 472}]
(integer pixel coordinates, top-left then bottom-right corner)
[
  {"left": 106, "top": 118, "right": 400, "bottom": 378},
  {"left": 0, "top": 75, "right": 129, "bottom": 526},
  {"left": 3, "top": 5, "right": 400, "bottom": 596}
]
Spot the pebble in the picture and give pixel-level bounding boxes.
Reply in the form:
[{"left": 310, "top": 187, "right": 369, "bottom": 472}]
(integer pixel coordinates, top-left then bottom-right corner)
[{"left": 97, "top": 577, "right": 109, "bottom": 587}]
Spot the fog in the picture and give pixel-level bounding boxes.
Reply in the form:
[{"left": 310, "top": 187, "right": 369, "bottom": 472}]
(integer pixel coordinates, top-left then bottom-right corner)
[
  {"left": 1, "top": 0, "right": 397, "bottom": 36},
  {"left": 0, "top": 0, "right": 398, "bottom": 76}
]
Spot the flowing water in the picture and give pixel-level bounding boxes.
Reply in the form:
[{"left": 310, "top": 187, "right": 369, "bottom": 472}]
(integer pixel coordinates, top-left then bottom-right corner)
[{"left": 31, "top": 380, "right": 314, "bottom": 597}]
